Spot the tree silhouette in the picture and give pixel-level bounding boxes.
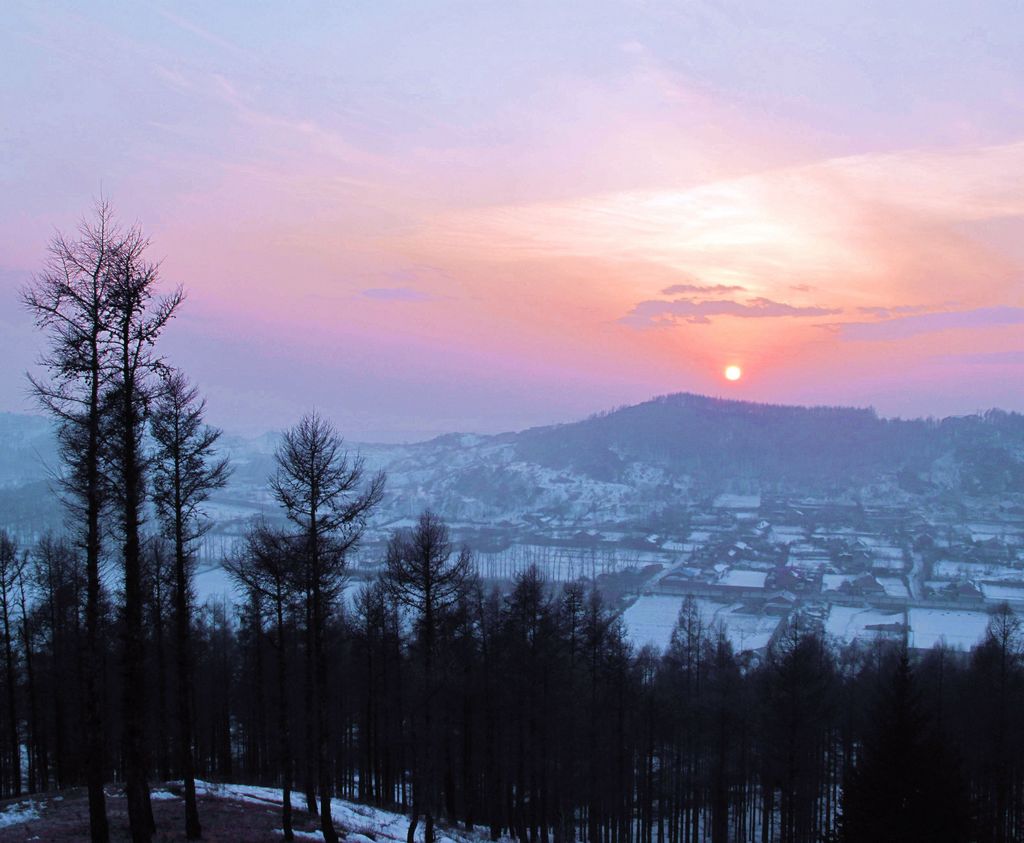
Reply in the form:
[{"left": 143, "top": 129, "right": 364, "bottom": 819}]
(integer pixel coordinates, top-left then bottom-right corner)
[
  {"left": 841, "top": 649, "right": 971, "bottom": 843},
  {"left": 100, "top": 219, "right": 182, "bottom": 843},
  {"left": 150, "top": 370, "right": 230, "bottom": 839},
  {"left": 272, "top": 412, "right": 384, "bottom": 843},
  {"left": 384, "top": 511, "right": 472, "bottom": 843},
  {"left": 21, "top": 200, "right": 127, "bottom": 843}
]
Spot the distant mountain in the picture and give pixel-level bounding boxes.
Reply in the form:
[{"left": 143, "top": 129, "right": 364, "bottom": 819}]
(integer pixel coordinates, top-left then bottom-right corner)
[
  {"left": 360, "top": 394, "right": 1024, "bottom": 529},
  {"left": 510, "top": 394, "right": 1024, "bottom": 493},
  {"left": 2, "top": 394, "right": 1023, "bottom": 545}
]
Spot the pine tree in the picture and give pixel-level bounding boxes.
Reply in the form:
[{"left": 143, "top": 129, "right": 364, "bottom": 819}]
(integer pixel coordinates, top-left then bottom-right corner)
[
  {"left": 100, "top": 221, "right": 182, "bottom": 843},
  {"left": 272, "top": 412, "right": 384, "bottom": 843},
  {"left": 151, "top": 370, "right": 230, "bottom": 839},
  {"left": 21, "top": 201, "right": 125, "bottom": 843},
  {"left": 227, "top": 524, "right": 301, "bottom": 840},
  {"left": 841, "top": 649, "right": 971, "bottom": 843},
  {"left": 384, "top": 511, "right": 472, "bottom": 843}
]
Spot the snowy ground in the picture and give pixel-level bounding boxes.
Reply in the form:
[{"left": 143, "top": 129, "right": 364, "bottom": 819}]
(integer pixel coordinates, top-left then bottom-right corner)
[
  {"left": 824, "top": 605, "right": 904, "bottom": 645},
  {"left": 877, "top": 576, "right": 910, "bottom": 599},
  {"left": 0, "top": 780, "right": 491, "bottom": 842},
  {"left": 718, "top": 569, "right": 767, "bottom": 589},
  {"left": 907, "top": 608, "right": 990, "bottom": 651},
  {"left": 194, "top": 567, "right": 370, "bottom": 610},
  {"left": 821, "top": 573, "right": 857, "bottom": 592},
  {"left": 980, "top": 582, "right": 1024, "bottom": 603},
  {"left": 933, "top": 560, "right": 1024, "bottom": 581},
  {"left": 192, "top": 781, "right": 476, "bottom": 843},
  {"left": 0, "top": 799, "right": 39, "bottom": 829},
  {"left": 622, "top": 595, "right": 780, "bottom": 654}
]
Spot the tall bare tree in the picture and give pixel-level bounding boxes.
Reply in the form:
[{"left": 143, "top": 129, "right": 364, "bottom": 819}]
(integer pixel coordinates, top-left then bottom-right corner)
[
  {"left": 28, "top": 534, "right": 85, "bottom": 791},
  {"left": 384, "top": 511, "right": 472, "bottom": 843},
  {"left": 226, "top": 524, "right": 300, "bottom": 841},
  {"left": 271, "top": 412, "right": 384, "bottom": 843},
  {"left": 100, "top": 223, "right": 183, "bottom": 843},
  {"left": 142, "top": 538, "right": 171, "bottom": 784},
  {"left": 151, "top": 371, "right": 230, "bottom": 839},
  {"left": 21, "top": 201, "right": 123, "bottom": 843},
  {"left": 0, "top": 532, "right": 24, "bottom": 797},
  {"left": 16, "top": 549, "right": 42, "bottom": 794}
]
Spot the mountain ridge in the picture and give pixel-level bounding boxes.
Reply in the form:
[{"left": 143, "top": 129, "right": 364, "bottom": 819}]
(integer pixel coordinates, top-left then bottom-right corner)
[{"left": 2, "top": 393, "right": 1023, "bottom": 544}]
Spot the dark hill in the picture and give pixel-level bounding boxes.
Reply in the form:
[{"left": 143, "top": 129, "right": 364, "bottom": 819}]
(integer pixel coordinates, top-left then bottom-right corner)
[
  {"left": 2, "top": 394, "right": 1024, "bottom": 542},
  {"left": 511, "top": 393, "right": 1024, "bottom": 492}
]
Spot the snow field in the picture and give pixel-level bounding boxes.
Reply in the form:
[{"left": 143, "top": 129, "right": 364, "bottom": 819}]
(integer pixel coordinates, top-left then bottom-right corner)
[
  {"left": 907, "top": 608, "right": 990, "bottom": 651},
  {"left": 824, "top": 605, "right": 903, "bottom": 645},
  {"left": 622, "top": 595, "right": 780, "bottom": 654}
]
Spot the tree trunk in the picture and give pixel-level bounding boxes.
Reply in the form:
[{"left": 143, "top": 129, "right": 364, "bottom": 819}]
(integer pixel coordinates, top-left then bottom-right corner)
[
  {"left": 154, "top": 566, "right": 170, "bottom": 784},
  {"left": 276, "top": 589, "right": 294, "bottom": 841},
  {"left": 85, "top": 360, "right": 110, "bottom": 843},
  {"left": 175, "top": 512, "right": 202, "bottom": 839},
  {"left": 1, "top": 582, "right": 20, "bottom": 796},
  {"left": 311, "top": 516, "right": 338, "bottom": 843},
  {"left": 304, "top": 593, "right": 318, "bottom": 817},
  {"left": 122, "top": 389, "right": 154, "bottom": 843},
  {"left": 18, "top": 575, "right": 42, "bottom": 793},
  {"left": 408, "top": 805, "right": 420, "bottom": 843}
]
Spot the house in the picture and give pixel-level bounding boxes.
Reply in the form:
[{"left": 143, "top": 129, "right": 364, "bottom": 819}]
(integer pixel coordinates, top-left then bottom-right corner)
[{"left": 840, "top": 574, "right": 885, "bottom": 597}]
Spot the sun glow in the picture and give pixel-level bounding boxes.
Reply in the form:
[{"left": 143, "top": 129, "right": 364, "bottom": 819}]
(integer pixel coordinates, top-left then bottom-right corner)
[{"left": 724, "top": 365, "right": 742, "bottom": 382}]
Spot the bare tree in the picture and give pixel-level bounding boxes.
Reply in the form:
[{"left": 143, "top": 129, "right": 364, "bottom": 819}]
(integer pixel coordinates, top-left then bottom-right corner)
[
  {"left": 0, "top": 532, "right": 24, "bottom": 797},
  {"left": 100, "top": 222, "right": 183, "bottom": 843},
  {"left": 16, "top": 550, "right": 42, "bottom": 793},
  {"left": 226, "top": 524, "right": 300, "bottom": 841},
  {"left": 271, "top": 412, "right": 385, "bottom": 843},
  {"left": 142, "top": 538, "right": 171, "bottom": 784},
  {"left": 29, "top": 534, "right": 85, "bottom": 791},
  {"left": 21, "top": 201, "right": 124, "bottom": 843},
  {"left": 383, "top": 511, "right": 472, "bottom": 843},
  {"left": 151, "top": 370, "right": 230, "bottom": 839}
]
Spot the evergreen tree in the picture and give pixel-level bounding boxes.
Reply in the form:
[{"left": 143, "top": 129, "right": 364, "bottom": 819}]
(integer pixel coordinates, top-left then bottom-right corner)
[
  {"left": 841, "top": 649, "right": 971, "bottom": 843},
  {"left": 384, "top": 511, "right": 472, "bottom": 843},
  {"left": 100, "top": 220, "right": 182, "bottom": 843},
  {"left": 272, "top": 412, "right": 384, "bottom": 843},
  {"left": 151, "top": 370, "right": 230, "bottom": 839},
  {"left": 21, "top": 201, "right": 125, "bottom": 843}
]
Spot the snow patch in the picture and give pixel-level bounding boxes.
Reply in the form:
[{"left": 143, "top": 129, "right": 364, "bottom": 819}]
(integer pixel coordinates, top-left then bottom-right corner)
[
  {"left": 199, "top": 781, "right": 475, "bottom": 843},
  {"left": 149, "top": 789, "right": 180, "bottom": 801},
  {"left": 908, "top": 608, "right": 990, "bottom": 651},
  {"left": 0, "top": 800, "right": 40, "bottom": 828},
  {"left": 825, "top": 606, "right": 904, "bottom": 645},
  {"left": 622, "top": 595, "right": 780, "bottom": 653}
]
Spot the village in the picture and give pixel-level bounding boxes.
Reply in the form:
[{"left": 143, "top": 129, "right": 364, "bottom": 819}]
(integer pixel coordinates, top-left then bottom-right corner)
[{"left": 611, "top": 491, "right": 1024, "bottom": 657}]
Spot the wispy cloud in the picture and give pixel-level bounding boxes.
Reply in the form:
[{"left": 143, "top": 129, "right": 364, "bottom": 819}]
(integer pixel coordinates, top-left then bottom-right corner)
[
  {"left": 661, "top": 283, "right": 745, "bottom": 296},
  {"left": 418, "top": 141, "right": 1024, "bottom": 310},
  {"left": 835, "top": 307, "right": 1024, "bottom": 341},
  {"left": 857, "top": 304, "right": 933, "bottom": 319},
  {"left": 938, "top": 349, "right": 1024, "bottom": 365},
  {"left": 624, "top": 295, "right": 841, "bottom": 328},
  {"left": 361, "top": 287, "right": 435, "bottom": 302},
  {"left": 153, "top": 8, "right": 249, "bottom": 59}
]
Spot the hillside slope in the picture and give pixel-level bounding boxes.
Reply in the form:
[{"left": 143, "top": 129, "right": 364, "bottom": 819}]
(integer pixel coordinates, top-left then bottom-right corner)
[{"left": 2, "top": 394, "right": 1023, "bottom": 545}]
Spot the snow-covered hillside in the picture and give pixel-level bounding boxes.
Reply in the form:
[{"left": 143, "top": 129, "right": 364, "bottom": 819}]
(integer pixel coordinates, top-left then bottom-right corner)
[{"left": 0, "top": 780, "right": 489, "bottom": 843}]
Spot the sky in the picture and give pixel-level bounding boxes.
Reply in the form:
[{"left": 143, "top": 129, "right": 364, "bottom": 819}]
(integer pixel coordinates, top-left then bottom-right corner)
[{"left": 2, "top": 1, "right": 1023, "bottom": 440}]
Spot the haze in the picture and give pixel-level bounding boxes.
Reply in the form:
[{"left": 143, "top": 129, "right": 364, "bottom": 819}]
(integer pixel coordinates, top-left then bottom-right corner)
[{"left": 2, "top": 1, "right": 1023, "bottom": 439}]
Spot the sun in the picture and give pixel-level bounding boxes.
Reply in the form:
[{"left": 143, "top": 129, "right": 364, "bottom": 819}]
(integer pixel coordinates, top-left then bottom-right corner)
[{"left": 724, "top": 365, "right": 742, "bottom": 382}]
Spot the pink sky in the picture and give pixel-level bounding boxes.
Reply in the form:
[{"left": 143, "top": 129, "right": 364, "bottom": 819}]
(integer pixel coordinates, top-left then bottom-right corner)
[{"left": 2, "top": 2, "right": 1023, "bottom": 439}]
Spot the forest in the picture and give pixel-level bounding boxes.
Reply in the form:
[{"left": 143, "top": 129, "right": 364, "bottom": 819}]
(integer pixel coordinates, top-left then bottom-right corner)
[{"left": 5, "top": 204, "right": 1024, "bottom": 843}]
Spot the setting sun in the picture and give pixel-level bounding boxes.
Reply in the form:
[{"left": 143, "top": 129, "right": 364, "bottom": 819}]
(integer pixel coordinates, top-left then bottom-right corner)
[{"left": 725, "top": 365, "right": 742, "bottom": 382}]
